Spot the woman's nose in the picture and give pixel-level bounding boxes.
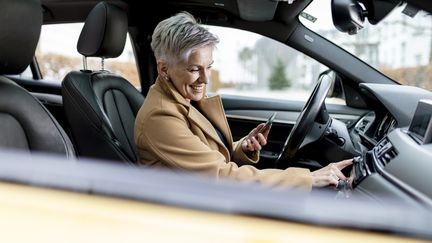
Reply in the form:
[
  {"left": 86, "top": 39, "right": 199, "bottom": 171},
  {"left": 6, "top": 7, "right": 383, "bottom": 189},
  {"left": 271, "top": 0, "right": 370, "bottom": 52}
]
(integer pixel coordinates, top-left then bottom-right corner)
[{"left": 199, "top": 70, "right": 210, "bottom": 84}]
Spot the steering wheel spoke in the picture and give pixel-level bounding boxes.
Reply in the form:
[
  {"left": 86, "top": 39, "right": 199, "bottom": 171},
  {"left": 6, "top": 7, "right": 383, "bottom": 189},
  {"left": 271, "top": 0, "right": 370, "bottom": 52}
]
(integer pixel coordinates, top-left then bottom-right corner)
[{"left": 300, "top": 119, "right": 331, "bottom": 149}]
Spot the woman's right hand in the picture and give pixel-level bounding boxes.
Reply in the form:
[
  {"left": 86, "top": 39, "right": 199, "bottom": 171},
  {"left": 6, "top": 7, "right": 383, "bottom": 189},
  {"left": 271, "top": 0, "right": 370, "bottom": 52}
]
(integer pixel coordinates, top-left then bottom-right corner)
[
  {"left": 310, "top": 159, "right": 353, "bottom": 187},
  {"left": 241, "top": 123, "right": 271, "bottom": 153}
]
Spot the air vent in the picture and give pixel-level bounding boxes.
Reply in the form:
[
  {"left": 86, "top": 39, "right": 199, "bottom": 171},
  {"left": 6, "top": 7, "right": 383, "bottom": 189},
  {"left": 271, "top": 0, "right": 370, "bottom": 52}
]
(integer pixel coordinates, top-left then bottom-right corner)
[
  {"left": 374, "top": 138, "right": 398, "bottom": 167},
  {"left": 354, "top": 112, "right": 375, "bottom": 133},
  {"left": 357, "top": 119, "right": 369, "bottom": 132}
]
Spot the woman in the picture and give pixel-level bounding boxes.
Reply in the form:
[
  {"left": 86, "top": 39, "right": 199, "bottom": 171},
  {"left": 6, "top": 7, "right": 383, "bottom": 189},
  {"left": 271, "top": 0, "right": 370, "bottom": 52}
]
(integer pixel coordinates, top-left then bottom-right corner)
[{"left": 134, "top": 12, "right": 352, "bottom": 190}]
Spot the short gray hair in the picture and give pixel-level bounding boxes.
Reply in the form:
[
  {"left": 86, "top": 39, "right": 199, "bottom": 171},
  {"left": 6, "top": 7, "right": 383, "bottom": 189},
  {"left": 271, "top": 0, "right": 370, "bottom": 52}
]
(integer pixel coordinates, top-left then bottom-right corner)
[{"left": 151, "top": 11, "right": 219, "bottom": 64}]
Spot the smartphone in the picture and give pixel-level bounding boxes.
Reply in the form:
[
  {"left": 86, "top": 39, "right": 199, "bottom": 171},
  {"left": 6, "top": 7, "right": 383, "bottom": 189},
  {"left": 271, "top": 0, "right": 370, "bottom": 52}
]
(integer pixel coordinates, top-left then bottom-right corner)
[{"left": 248, "top": 112, "right": 277, "bottom": 139}]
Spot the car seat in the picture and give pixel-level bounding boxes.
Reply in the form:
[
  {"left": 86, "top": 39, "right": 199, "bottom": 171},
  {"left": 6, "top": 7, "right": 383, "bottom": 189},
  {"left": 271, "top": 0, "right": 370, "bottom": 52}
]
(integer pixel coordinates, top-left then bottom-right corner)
[
  {"left": 62, "top": 2, "right": 144, "bottom": 163},
  {"left": 0, "top": 0, "right": 75, "bottom": 158}
]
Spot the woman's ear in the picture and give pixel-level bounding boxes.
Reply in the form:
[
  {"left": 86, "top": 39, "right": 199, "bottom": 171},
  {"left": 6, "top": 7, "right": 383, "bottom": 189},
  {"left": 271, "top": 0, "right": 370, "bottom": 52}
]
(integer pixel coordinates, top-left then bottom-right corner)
[{"left": 157, "top": 61, "right": 169, "bottom": 80}]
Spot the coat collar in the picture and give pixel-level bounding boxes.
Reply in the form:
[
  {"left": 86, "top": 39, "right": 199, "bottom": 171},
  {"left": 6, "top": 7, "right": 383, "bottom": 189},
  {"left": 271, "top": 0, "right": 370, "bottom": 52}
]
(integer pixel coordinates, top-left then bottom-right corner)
[
  {"left": 155, "top": 76, "right": 190, "bottom": 107},
  {"left": 155, "top": 76, "right": 233, "bottom": 154}
]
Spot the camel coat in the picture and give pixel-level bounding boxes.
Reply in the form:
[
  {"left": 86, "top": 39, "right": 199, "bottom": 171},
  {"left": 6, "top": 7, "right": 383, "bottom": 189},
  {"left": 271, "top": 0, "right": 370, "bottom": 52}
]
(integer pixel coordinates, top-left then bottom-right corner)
[{"left": 134, "top": 76, "right": 312, "bottom": 190}]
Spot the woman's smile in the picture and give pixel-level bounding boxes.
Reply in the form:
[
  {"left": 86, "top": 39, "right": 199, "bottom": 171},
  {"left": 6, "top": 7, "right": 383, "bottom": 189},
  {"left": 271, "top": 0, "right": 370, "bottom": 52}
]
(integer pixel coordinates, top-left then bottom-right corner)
[{"left": 190, "top": 83, "right": 204, "bottom": 93}]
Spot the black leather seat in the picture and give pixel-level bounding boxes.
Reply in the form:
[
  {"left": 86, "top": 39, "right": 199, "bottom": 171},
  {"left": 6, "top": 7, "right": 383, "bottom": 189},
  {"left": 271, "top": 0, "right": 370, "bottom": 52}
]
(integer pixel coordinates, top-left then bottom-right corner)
[
  {"left": 62, "top": 2, "right": 144, "bottom": 163},
  {"left": 0, "top": 0, "right": 75, "bottom": 158}
]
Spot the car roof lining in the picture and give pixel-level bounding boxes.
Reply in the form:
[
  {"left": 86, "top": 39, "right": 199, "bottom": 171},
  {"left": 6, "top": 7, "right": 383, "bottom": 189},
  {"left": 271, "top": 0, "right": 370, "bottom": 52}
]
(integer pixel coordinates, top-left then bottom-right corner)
[
  {"left": 40, "top": 0, "right": 312, "bottom": 43},
  {"left": 42, "top": 0, "right": 128, "bottom": 24}
]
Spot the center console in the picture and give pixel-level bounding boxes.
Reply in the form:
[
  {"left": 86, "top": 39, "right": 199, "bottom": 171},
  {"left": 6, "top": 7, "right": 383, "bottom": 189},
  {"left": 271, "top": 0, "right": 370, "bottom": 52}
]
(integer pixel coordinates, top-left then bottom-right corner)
[
  {"left": 345, "top": 100, "right": 432, "bottom": 207},
  {"left": 350, "top": 137, "right": 397, "bottom": 188}
]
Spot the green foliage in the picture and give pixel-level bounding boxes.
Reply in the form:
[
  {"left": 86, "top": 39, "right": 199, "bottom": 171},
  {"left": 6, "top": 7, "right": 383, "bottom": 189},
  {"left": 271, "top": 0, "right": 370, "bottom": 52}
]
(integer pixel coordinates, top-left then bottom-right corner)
[
  {"left": 268, "top": 58, "right": 290, "bottom": 90},
  {"left": 238, "top": 47, "right": 254, "bottom": 63},
  {"left": 238, "top": 47, "right": 255, "bottom": 74}
]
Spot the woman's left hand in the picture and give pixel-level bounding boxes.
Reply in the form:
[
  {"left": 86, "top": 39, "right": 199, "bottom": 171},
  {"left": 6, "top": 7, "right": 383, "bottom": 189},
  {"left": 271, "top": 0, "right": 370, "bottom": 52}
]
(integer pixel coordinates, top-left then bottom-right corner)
[
  {"left": 310, "top": 159, "right": 353, "bottom": 187},
  {"left": 242, "top": 123, "right": 271, "bottom": 152}
]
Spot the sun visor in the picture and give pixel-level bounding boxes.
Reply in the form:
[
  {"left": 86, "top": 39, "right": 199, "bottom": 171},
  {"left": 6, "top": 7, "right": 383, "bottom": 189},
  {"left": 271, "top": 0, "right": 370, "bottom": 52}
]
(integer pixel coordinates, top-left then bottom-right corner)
[{"left": 237, "top": 0, "right": 278, "bottom": 21}]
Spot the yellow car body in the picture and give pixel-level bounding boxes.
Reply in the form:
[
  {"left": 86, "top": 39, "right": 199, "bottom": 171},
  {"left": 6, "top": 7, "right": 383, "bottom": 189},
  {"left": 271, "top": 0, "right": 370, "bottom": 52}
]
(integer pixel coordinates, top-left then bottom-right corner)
[{"left": 0, "top": 182, "right": 428, "bottom": 243}]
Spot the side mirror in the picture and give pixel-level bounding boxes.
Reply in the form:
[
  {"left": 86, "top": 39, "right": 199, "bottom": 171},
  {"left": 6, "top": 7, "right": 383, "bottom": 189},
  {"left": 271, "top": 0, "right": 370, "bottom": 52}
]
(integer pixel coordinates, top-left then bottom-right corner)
[{"left": 331, "top": 0, "right": 367, "bottom": 35}]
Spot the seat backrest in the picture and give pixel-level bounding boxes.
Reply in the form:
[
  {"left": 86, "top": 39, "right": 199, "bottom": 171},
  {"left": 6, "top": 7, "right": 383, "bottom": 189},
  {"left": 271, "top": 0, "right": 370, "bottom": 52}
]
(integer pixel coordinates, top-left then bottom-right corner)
[
  {"left": 0, "top": 0, "right": 75, "bottom": 158},
  {"left": 62, "top": 2, "right": 144, "bottom": 163}
]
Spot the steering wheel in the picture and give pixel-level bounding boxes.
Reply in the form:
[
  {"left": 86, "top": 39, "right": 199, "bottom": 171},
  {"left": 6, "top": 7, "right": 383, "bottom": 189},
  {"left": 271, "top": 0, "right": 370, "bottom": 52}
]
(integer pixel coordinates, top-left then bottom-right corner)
[{"left": 275, "top": 72, "right": 334, "bottom": 167}]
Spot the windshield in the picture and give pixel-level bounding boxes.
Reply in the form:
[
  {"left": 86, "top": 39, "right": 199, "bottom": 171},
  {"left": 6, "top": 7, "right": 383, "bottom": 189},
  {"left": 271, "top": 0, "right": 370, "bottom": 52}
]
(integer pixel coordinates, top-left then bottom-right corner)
[{"left": 300, "top": 0, "right": 432, "bottom": 91}]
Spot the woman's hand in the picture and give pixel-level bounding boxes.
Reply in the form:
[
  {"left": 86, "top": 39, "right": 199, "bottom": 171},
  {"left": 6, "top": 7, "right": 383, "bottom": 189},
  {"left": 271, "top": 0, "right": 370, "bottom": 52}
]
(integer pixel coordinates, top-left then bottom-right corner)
[
  {"left": 311, "top": 159, "right": 353, "bottom": 187},
  {"left": 242, "top": 123, "right": 272, "bottom": 153}
]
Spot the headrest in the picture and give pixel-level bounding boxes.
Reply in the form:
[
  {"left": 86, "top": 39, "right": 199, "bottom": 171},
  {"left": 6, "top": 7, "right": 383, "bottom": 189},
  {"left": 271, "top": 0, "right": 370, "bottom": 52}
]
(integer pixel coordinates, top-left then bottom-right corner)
[
  {"left": 0, "top": 0, "right": 42, "bottom": 75},
  {"left": 77, "top": 2, "right": 128, "bottom": 58}
]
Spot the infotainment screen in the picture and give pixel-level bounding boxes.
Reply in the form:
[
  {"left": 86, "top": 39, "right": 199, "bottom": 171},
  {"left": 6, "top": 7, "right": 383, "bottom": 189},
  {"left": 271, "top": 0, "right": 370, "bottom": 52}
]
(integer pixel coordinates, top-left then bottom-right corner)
[{"left": 408, "top": 99, "right": 432, "bottom": 144}]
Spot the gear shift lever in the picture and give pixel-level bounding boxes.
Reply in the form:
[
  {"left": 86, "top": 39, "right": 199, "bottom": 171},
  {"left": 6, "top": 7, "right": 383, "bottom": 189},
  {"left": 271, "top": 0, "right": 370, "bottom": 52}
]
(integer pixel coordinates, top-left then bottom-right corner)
[{"left": 336, "top": 179, "right": 352, "bottom": 198}]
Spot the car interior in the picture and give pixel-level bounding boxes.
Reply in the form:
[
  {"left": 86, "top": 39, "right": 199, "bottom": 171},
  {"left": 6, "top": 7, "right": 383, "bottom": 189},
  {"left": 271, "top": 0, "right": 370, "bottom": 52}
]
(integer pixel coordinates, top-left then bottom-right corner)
[{"left": 1, "top": 0, "right": 432, "bottom": 215}]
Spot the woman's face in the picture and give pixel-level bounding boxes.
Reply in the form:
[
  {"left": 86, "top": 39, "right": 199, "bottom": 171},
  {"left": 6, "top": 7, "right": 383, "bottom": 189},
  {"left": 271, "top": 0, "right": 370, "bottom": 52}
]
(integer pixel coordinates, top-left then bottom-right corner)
[{"left": 167, "top": 45, "right": 214, "bottom": 102}]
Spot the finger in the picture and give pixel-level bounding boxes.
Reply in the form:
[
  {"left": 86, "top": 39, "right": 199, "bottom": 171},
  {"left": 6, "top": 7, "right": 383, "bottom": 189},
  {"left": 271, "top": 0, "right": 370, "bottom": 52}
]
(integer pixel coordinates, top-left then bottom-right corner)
[
  {"left": 335, "top": 159, "right": 353, "bottom": 170},
  {"left": 325, "top": 169, "right": 340, "bottom": 186},
  {"left": 242, "top": 140, "right": 253, "bottom": 152},
  {"left": 257, "top": 123, "right": 265, "bottom": 130},
  {"left": 253, "top": 123, "right": 264, "bottom": 135},
  {"left": 262, "top": 124, "right": 272, "bottom": 138},
  {"left": 312, "top": 174, "right": 338, "bottom": 188},
  {"left": 251, "top": 137, "right": 262, "bottom": 151},
  {"left": 333, "top": 168, "right": 347, "bottom": 180},
  {"left": 327, "top": 171, "right": 339, "bottom": 182},
  {"left": 241, "top": 141, "right": 248, "bottom": 151},
  {"left": 329, "top": 176, "right": 339, "bottom": 187},
  {"left": 328, "top": 163, "right": 347, "bottom": 180},
  {"left": 247, "top": 139, "right": 255, "bottom": 151},
  {"left": 248, "top": 123, "right": 263, "bottom": 139},
  {"left": 256, "top": 133, "right": 267, "bottom": 146}
]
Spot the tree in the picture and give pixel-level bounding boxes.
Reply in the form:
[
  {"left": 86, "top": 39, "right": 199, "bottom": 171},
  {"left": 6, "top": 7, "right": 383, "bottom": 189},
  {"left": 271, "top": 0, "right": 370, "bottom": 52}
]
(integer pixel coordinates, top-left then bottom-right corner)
[
  {"left": 268, "top": 58, "right": 290, "bottom": 90},
  {"left": 238, "top": 46, "right": 255, "bottom": 74}
]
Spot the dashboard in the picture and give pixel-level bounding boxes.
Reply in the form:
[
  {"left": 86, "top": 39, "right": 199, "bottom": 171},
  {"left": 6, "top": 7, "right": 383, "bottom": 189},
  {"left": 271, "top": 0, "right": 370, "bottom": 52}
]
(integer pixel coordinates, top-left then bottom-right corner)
[{"left": 347, "top": 83, "right": 432, "bottom": 208}]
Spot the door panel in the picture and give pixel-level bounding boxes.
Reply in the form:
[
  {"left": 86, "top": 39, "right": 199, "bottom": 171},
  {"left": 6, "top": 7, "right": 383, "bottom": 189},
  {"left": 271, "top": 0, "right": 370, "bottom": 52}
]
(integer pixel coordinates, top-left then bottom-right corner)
[
  {"left": 9, "top": 76, "right": 62, "bottom": 95},
  {"left": 222, "top": 95, "right": 369, "bottom": 168},
  {"left": 226, "top": 114, "right": 293, "bottom": 168}
]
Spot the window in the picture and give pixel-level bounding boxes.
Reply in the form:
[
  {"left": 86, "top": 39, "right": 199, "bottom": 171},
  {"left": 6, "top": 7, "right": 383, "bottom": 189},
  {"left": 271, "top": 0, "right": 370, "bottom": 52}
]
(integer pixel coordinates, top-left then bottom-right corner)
[
  {"left": 205, "top": 26, "right": 341, "bottom": 103},
  {"left": 35, "top": 23, "right": 140, "bottom": 88},
  {"left": 300, "top": 0, "right": 432, "bottom": 91}
]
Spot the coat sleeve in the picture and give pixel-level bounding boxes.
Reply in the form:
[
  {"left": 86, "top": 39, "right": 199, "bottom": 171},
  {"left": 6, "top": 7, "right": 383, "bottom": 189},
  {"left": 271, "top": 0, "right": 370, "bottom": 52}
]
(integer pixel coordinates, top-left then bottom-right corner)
[
  {"left": 136, "top": 108, "right": 312, "bottom": 190},
  {"left": 231, "top": 137, "right": 259, "bottom": 166}
]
